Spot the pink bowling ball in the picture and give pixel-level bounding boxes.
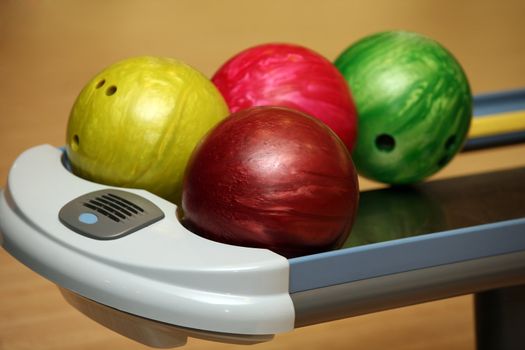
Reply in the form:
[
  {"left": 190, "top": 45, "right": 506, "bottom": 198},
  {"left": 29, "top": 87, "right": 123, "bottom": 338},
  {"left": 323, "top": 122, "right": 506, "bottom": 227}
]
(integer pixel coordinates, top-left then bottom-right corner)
[{"left": 212, "top": 43, "right": 358, "bottom": 151}]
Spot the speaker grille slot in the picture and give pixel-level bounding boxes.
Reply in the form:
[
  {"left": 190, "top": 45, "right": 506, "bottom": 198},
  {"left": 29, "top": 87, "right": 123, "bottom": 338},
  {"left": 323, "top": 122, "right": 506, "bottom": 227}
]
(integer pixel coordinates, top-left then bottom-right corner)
[
  {"left": 81, "top": 193, "right": 148, "bottom": 223},
  {"left": 83, "top": 202, "right": 121, "bottom": 222},
  {"left": 97, "top": 196, "right": 133, "bottom": 217},
  {"left": 90, "top": 199, "right": 127, "bottom": 219},
  {"left": 103, "top": 193, "right": 144, "bottom": 214}
]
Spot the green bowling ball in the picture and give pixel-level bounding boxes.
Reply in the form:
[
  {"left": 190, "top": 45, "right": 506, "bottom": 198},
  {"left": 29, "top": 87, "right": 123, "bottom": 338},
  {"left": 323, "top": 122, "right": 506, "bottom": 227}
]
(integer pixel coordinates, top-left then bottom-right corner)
[{"left": 335, "top": 31, "right": 472, "bottom": 184}]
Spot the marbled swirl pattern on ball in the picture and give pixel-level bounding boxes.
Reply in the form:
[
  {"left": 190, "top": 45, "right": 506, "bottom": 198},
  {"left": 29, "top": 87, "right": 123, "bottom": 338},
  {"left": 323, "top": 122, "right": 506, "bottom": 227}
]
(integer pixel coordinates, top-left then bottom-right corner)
[
  {"left": 182, "top": 107, "right": 359, "bottom": 258},
  {"left": 335, "top": 31, "right": 472, "bottom": 184},
  {"left": 212, "top": 43, "right": 358, "bottom": 151},
  {"left": 67, "top": 56, "right": 229, "bottom": 205}
]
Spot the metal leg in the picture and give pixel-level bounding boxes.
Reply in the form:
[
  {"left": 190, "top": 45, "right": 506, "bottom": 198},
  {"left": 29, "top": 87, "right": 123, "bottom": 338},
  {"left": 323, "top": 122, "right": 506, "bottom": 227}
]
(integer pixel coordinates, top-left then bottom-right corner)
[{"left": 475, "top": 284, "right": 525, "bottom": 350}]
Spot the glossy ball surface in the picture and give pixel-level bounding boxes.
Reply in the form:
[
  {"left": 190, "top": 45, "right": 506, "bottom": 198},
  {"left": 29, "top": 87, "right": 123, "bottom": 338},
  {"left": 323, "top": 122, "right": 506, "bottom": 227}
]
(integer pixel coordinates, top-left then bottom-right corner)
[
  {"left": 212, "top": 43, "right": 358, "bottom": 151},
  {"left": 182, "top": 107, "right": 359, "bottom": 258},
  {"left": 335, "top": 31, "right": 472, "bottom": 184},
  {"left": 66, "top": 56, "right": 229, "bottom": 205}
]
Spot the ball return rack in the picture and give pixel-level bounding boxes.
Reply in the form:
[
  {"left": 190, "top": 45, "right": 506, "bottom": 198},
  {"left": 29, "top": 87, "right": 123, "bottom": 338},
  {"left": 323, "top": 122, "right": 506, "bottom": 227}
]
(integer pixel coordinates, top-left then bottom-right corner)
[{"left": 1, "top": 89, "right": 525, "bottom": 348}]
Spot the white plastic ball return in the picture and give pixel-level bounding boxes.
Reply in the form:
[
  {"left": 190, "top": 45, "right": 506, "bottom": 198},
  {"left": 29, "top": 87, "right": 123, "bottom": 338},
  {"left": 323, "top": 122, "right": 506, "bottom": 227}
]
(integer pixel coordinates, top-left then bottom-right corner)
[{"left": 1, "top": 89, "right": 525, "bottom": 348}]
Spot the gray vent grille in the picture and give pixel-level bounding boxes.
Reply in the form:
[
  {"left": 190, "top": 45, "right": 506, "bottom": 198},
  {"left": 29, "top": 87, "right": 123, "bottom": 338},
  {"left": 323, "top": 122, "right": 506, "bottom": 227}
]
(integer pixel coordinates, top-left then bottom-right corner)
[{"left": 59, "top": 189, "right": 165, "bottom": 240}]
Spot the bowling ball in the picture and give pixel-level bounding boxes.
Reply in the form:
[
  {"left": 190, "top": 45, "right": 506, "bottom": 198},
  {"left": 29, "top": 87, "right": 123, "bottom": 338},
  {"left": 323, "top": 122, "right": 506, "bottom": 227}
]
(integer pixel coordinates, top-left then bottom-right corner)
[
  {"left": 66, "top": 56, "right": 229, "bottom": 205},
  {"left": 212, "top": 43, "right": 358, "bottom": 151},
  {"left": 182, "top": 107, "right": 359, "bottom": 258},
  {"left": 335, "top": 31, "right": 472, "bottom": 184}
]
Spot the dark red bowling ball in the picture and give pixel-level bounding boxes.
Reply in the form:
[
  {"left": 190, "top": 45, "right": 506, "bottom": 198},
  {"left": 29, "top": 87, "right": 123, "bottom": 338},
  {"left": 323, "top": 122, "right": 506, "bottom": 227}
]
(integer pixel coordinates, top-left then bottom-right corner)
[{"left": 181, "top": 107, "right": 359, "bottom": 258}]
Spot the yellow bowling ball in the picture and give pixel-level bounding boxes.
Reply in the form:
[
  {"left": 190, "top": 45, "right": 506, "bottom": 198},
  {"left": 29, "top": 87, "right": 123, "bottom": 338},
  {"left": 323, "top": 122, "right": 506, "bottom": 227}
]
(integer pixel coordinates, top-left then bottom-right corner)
[{"left": 66, "top": 56, "right": 229, "bottom": 205}]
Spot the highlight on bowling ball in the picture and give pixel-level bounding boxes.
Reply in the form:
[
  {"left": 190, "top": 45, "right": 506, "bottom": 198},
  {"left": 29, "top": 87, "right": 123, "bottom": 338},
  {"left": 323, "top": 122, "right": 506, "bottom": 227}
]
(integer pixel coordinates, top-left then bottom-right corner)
[
  {"left": 212, "top": 43, "right": 358, "bottom": 152},
  {"left": 335, "top": 31, "right": 472, "bottom": 184},
  {"left": 181, "top": 106, "right": 359, "bottom": 258},
  {"left": 66, "top": 56, "right": 229, "bottom": 205}
]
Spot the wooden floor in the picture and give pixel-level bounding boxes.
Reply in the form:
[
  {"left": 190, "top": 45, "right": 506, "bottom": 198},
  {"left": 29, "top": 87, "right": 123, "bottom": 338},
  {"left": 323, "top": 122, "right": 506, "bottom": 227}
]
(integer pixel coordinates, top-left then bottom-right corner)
[{"left": 1, "top": 1, "right": 525, "bottom": 349}]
